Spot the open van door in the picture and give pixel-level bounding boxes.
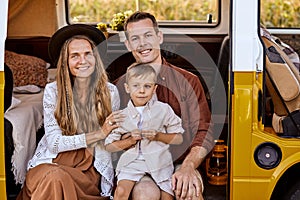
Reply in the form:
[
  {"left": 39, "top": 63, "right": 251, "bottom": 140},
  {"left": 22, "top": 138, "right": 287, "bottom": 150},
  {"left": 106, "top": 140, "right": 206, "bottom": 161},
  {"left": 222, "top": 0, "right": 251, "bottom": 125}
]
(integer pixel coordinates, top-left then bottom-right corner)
[{"left": 0, "top": 0, "right": 9, "bottom": 199}]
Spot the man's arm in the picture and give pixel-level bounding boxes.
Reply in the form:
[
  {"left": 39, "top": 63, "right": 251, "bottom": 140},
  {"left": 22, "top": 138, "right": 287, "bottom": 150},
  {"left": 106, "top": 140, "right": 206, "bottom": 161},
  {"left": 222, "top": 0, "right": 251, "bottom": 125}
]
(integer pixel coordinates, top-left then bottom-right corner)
[{"left": 181, "top": 146, "right": 207, "bottom": 172}]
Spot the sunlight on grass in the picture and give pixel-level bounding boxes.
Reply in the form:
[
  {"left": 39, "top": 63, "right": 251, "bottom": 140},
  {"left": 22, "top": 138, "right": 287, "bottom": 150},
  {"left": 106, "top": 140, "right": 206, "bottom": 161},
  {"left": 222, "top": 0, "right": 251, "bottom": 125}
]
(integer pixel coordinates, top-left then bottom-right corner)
[
  {"left": 69, "top": 0, "right": 300, "bottom": 28},
  {"left": 69, "top": 0, "right": 218, "bottom": 24}
]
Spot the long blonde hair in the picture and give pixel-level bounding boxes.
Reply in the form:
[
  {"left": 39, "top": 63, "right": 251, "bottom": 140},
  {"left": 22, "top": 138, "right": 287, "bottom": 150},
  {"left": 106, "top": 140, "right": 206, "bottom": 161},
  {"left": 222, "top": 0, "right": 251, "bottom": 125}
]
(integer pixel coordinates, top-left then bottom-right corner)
[{"left": 55, "top": 35, "right": 112, "bottom": 136}]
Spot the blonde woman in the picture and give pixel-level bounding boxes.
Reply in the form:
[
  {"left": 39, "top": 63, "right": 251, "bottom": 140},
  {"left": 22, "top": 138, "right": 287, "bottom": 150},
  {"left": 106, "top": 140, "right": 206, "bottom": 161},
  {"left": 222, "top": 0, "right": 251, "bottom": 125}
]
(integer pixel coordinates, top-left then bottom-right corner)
[{"left": 17, "top": 24, "right": 124, "bottom": 200}]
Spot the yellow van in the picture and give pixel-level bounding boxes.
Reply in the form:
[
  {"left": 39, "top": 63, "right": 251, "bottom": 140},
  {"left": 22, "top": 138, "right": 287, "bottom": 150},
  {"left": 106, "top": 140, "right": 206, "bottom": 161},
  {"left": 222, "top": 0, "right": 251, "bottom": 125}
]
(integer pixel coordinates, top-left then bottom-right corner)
[{"left": 1, "top": 0, "right": 300, "bottom": 199}]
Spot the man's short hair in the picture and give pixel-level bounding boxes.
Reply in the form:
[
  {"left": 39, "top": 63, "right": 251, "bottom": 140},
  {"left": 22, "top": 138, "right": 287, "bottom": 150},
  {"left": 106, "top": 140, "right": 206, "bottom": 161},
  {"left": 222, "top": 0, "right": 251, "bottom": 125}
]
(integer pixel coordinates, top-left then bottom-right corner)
[{"left": 124, "top": 11, "right": 159, "bottom": 33}]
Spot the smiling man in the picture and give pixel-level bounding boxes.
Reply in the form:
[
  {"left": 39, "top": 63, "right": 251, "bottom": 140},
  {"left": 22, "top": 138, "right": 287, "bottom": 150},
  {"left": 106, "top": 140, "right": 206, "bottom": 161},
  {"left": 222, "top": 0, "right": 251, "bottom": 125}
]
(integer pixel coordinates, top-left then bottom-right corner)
[
  {"left": 124, "top": 18, "right": 162, "bottom": 65},
  {"left": 114, "top": 11, "right": 213, "bottom": 200}
]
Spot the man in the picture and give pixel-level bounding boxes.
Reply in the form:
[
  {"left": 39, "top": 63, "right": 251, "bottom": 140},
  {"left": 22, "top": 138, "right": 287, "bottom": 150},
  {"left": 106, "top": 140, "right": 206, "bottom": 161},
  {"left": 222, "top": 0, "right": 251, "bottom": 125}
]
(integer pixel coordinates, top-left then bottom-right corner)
[{"left": 114, "top": 11, "right": 214, "bottom": 200}]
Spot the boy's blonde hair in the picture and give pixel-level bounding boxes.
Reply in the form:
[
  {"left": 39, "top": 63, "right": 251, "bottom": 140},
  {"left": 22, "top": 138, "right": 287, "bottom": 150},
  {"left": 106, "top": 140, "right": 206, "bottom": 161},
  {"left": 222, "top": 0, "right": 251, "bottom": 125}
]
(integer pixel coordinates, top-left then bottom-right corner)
[{"left": 126, "top": 63, "right": 157, "bottom": 83}]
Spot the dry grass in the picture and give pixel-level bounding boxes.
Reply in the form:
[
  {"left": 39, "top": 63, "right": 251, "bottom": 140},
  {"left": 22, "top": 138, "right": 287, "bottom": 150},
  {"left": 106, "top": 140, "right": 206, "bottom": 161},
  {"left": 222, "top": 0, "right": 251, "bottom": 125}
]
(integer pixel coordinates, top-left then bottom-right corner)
[
  {"left": 261, "top": 0, "right": 300, "bottom": 28},
  {"left": 69, "top": 0, "right": 300, "bottom": 28},
  {"left": 70, "top": 0, "right": 218, "bottom": 24}
]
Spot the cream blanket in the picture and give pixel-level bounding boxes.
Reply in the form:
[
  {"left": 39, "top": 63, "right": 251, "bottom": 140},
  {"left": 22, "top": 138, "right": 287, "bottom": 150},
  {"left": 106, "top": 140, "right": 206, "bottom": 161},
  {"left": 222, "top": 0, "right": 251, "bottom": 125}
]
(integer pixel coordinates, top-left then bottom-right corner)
[{"left": 4, "top": 91, "right": 44, "bottom": 185}]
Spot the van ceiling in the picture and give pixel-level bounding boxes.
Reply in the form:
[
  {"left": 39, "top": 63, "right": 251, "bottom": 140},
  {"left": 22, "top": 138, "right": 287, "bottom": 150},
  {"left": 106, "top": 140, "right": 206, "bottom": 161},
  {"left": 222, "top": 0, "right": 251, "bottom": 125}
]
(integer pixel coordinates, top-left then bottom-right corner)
[{"left": 8, "top": 0, "right": 57, "bottom": 38}]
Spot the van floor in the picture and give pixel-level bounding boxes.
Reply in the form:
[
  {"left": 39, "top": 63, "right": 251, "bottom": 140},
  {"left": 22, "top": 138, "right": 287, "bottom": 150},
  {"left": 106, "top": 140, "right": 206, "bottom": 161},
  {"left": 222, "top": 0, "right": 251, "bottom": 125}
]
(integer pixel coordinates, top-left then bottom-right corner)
[
  {"left": 203, "top": 176, "right": 227, "bottom": 200},
  {"left": 7, "top": 177, "right": 227, "bottom": 200}
]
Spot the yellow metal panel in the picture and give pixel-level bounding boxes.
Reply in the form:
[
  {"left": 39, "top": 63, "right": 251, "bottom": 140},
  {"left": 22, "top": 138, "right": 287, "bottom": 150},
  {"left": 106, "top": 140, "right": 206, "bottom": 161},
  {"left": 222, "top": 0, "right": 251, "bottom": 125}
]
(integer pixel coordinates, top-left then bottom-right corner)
[
  {"left": 231, "top": 72, "right": 254, "bottom": 176},
  {"left": 230, "top": 72, "right": 261, "bottom": 199},
  {"left": 251, "top": 130, "right": 300, "bottom": 199},
  {"left": 231, "top": 71, "right": 300, "bottom": 199},
  {"left": 0, "top": 71, "right": 7, "bottom": 199}
]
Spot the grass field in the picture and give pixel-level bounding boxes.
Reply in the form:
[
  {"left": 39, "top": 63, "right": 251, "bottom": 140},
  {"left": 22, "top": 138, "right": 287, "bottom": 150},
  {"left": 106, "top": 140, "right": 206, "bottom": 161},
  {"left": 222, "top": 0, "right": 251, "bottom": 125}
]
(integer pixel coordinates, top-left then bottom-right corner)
[{"left": 69, "top": 0, "right": 300, "bottom": 28}]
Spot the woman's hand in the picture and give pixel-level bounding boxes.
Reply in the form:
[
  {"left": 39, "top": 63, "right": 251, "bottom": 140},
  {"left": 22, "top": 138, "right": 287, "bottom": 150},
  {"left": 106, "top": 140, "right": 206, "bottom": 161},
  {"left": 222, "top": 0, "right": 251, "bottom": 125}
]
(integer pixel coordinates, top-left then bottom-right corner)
[
  {"left": 102, "top": 110, "right": 125, "bottom": 137},
  {"left": 115, "top": 131, "right": 140, "bottom": 151},
  {"left": 86, "top": 110, "right": 125, "bottom": 145}
]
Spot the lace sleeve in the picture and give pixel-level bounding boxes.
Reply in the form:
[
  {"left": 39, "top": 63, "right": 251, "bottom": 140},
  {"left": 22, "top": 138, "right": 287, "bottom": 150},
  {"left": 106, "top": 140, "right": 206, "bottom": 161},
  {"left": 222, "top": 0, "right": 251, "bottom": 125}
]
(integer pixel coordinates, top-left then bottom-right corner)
[
  {"left": 108, "top": 82, "right": 120, "bottom": 112},
  {"left": 43, "top": 83, "right": 87, "bottom": 154}
]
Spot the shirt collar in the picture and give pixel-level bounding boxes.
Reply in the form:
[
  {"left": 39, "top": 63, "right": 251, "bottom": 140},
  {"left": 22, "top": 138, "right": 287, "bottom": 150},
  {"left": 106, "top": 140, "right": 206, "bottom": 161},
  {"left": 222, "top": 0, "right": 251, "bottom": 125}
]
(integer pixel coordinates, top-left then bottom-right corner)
[
  {"left": 126, "top": 94, "right": 157, "bottom": 118},
  {"left": 157, "top": 57, "right": 169, "bottom": 82}
]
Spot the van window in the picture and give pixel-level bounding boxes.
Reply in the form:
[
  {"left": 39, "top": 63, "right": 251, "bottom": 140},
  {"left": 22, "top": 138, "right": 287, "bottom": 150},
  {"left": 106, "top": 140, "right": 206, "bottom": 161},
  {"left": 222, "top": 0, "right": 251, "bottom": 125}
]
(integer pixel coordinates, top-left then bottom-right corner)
[
  {"left": 261, "top": 0, "right": 300, "bottom": 28},
  {"left": 67, "top": 0, "right": 219, "bottom": 27}
]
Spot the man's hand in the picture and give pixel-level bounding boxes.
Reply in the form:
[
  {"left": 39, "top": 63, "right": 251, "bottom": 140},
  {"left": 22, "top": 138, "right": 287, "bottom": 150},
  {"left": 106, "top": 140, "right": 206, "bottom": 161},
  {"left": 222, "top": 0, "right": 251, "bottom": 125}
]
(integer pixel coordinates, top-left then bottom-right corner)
[
  {"left": 172, "top": 164, "right": 202, "bottom": 200},
  {"left": 172, "top": 146, "right": 207, "bottom": 200}
]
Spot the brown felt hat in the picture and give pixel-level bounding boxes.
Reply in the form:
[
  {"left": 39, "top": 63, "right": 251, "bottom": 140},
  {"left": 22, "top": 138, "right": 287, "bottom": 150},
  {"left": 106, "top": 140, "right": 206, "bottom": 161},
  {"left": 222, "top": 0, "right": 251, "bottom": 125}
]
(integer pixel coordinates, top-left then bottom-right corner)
[{"left": 48, "top": 24, "right": 107, "bottom": 66}]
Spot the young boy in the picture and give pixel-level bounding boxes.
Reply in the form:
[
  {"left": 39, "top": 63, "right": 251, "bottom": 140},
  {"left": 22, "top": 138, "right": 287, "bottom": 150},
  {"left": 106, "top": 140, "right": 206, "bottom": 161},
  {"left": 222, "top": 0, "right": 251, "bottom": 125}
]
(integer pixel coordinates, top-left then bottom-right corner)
[{"left": 105, "top": 63, "right": 184, "bottom": 200}]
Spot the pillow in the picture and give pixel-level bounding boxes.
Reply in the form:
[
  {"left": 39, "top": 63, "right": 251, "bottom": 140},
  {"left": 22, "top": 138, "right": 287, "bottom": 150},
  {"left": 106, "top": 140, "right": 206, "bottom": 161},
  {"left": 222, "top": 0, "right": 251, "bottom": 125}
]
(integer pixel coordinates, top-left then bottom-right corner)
[{"left": 5, "top": 50, "right": 48, "bottom": 87}]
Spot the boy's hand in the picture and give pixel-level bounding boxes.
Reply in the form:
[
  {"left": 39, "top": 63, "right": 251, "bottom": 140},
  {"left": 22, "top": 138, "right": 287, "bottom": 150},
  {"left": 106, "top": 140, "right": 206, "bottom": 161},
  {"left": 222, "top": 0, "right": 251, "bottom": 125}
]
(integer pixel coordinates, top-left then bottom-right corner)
[
  {"left": 131, "top": 129, "right": 142, "bottom": 141},
  {"left": 142, "top": 130, "right": 157, "bottom": 141}
]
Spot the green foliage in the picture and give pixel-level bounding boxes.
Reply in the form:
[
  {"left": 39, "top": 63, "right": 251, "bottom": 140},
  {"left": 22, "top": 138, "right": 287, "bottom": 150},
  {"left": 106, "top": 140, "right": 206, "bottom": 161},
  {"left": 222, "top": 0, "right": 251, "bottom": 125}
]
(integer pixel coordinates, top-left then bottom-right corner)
[
  {"left": 97, "top": 22, "right": 107, "bottom": 32},
  {"left": 110, "top": 10, "right": 133, "bottom": 31}
]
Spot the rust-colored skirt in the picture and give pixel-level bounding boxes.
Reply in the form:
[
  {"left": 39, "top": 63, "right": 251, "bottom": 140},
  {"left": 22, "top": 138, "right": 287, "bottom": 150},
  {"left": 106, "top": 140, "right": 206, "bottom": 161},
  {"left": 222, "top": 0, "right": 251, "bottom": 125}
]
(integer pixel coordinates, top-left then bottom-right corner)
[{"left": 17, "top": 148, "right": 109, "bottom": 200}]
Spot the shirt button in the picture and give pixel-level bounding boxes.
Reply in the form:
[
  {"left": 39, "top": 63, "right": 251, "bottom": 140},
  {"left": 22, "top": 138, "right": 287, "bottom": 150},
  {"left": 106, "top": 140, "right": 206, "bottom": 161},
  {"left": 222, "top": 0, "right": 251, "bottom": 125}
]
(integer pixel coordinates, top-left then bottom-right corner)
[{"left": 133, "top": 114, "right": 139, "bottom": 118}]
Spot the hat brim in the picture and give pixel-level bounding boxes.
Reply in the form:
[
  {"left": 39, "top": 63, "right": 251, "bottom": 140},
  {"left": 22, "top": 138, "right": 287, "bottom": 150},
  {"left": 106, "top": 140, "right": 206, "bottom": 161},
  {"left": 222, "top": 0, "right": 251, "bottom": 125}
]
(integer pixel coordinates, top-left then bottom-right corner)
[{"left": 48, "top": 24, "right": 107, "bottom": 66}]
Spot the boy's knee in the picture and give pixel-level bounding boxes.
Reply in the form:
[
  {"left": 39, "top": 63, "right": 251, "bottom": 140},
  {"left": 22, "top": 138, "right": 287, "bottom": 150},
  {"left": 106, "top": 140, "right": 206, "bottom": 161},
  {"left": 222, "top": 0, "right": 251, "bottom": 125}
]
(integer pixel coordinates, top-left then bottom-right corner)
[
  {"left": 114, "top": 185, "right": 130, "bottom": 199},
  {"left": 132, "top": 179, "right": 160, "bottom": 200}
]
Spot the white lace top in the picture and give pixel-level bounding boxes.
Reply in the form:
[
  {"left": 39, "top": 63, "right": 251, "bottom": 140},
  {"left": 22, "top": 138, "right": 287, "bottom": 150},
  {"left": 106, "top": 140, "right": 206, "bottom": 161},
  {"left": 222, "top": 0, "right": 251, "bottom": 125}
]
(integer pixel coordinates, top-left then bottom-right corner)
[{"left": 27, "top": 81, "right": 120, "bottom": 197}]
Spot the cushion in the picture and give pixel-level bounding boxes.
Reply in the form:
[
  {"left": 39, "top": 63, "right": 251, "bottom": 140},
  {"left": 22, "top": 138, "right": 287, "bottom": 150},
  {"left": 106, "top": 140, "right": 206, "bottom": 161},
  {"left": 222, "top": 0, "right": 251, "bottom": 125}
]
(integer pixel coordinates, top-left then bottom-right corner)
[{"left": 5, "top": 50, "right": 48, "bottom": 87}]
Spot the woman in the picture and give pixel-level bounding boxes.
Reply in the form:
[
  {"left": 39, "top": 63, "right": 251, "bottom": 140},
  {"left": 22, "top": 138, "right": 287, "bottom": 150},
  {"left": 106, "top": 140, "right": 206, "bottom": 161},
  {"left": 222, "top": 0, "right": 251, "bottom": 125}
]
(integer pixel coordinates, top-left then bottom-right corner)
[{"left": 17, "top": 24, "right": 124, "bottom": 200}]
